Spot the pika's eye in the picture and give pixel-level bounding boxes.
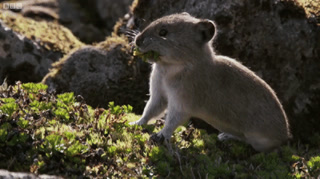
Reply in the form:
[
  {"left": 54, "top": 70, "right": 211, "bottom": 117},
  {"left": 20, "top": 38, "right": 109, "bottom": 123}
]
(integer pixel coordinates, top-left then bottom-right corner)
[{"left": 159, "top": 29, "right": 168, "bottom": 37}]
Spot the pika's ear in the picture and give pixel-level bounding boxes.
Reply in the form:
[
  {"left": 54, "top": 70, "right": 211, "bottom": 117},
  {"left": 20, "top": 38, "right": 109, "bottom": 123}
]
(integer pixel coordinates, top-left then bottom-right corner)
[{"left": 195, "top": 20, "right": 216, "bottom": 43}]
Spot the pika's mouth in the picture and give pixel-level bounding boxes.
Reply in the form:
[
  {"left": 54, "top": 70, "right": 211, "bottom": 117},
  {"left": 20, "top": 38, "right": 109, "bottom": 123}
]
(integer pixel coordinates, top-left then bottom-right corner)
[{"left": 133, "top": 47, "right": 160, "bottom": 62}]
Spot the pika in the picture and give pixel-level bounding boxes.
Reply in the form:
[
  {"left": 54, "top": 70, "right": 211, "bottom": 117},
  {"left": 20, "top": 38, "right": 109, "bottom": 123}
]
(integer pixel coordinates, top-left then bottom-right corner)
[{"left": 130, "top": 12, "right": 291, "bottom": 152}]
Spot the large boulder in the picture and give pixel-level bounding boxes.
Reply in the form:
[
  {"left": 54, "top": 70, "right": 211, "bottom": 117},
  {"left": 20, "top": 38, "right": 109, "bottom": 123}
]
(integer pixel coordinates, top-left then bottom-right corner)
[
  {"left": 95, "top": 0, "right": 133, "bottom": 34},
  {"left": 0, "top": 7, "right": 149, "bottom": 113},
  {"left": 0, "top": 0, "right": 133, "bottom": 43},
  {"left": 126, "top": 0, "right": 320, "bottom": 141},
  {"left": 42, "top": 36, "right": 149, "bottom": 113},
  {"left": 0, "top": 10, "right": 83, "bottom": 84},
  {"left": 0, "top": 19, "right": 60, "bottom": 84}
]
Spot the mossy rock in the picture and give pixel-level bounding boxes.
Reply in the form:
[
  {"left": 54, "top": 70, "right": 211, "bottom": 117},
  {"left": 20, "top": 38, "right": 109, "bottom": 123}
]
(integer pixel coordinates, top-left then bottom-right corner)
[
  {"left": 42, "top": 35, "right": 149, "bottom": 113},
  {"left": 0, "top": 12, "right": 62, "bottom": 84},
  {"left": 0, "top": 10, "right": 84, "bottom": 54}
]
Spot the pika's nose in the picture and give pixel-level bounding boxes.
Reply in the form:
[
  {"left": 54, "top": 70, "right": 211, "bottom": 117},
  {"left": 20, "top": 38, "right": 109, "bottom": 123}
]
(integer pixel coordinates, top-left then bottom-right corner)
[{"left": 135, "top": 35, "right": 144, "bottom": 47}]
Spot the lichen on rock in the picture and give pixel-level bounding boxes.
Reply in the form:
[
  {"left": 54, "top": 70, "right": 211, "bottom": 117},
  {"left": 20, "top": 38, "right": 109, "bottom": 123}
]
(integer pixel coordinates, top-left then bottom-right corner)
[
  {"left": 0, "top": 10, "right": 84, "bottom": 54},
  {"left": 0, "top": 19, "right": 62, "bottom": 85}
]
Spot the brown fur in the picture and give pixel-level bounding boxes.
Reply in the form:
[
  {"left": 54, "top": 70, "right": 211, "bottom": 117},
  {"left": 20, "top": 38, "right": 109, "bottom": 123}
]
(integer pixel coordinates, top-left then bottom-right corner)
[{"left": 130, "top": 13, "right": 291, "bottom": 152}]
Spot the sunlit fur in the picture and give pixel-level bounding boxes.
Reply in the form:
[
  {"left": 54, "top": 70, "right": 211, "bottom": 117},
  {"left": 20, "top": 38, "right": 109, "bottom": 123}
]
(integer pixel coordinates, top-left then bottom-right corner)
[{"left": 131, "top": 13, "right": 291, "bottom": 152}]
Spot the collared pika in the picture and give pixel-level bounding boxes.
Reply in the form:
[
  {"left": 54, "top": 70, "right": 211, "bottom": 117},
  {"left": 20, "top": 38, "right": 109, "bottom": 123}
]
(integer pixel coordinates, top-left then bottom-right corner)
[{"left": 130, "top": 12, "right": 291, "bottom": 152}]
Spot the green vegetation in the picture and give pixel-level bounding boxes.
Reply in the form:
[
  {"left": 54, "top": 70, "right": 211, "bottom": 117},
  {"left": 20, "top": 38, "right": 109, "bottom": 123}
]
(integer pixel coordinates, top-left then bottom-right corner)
[
  {"left": 133, "top": 47, "right": 160, "bottom": 62},
  {"left": 0, "top": 82, "right": 319, "bottom": 178}
]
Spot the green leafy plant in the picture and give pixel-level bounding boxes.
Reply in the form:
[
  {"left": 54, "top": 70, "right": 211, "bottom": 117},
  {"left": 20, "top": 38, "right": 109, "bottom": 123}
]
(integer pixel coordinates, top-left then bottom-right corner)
[
  {"left": 0, "top": 82, "right": 319, "bottom": 178},
  {"left": 308, "top": 156, "right": 320, "bottom": 176},
  {"left": 22, "top": 83, "right": 48, "bottom": 93},
  {"left": 133, "top": 47, "right": 160, "bottom": 62},
  {"left": 0, "top": 101, "right": 18, "bottom": 118}
]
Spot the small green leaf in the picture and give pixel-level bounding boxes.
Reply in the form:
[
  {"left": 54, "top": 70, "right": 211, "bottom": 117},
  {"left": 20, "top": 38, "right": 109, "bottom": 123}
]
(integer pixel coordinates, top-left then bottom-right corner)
[
  {"left": 57, "top": 92, "right": 75, "bottom": 105},
  {"left": 17, "top": 117, "right": 29, "bottom": 128},
  {"left": 22, "top": 83, "right": 48, "bottom": 93},
  {"left": 0, "top": 97, "right": 15, "bottom": 103},
  {"left": 107, "top": 146, "right": 117, "bottom": 156},
  {"left": 66, "top": 141, "right": 89, "bottom": 157},
  {"left": 0, "top": 102, "right": 18, "bottom": 118},
  {"left": 54, "top": 108, "right": 70, "bottom": 121},
  {"left": 307, "top": 156, "right": 320, "bottom": 171}
]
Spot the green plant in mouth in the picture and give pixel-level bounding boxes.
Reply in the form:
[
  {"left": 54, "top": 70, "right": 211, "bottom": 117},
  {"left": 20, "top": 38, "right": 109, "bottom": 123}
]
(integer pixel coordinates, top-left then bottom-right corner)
[{"left": 133, "top": 47, "right": 160, "bottom": 62}]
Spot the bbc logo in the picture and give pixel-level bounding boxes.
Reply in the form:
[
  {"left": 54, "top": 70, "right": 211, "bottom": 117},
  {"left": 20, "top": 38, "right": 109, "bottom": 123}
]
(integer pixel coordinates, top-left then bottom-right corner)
[{"left": 2, "top": 3, "right": 22, "bottom": 10}]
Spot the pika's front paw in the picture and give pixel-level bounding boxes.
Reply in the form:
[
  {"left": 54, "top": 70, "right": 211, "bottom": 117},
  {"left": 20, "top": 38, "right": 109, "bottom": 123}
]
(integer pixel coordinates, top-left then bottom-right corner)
[
  {"left": 129, "top": 118, "right": 147, "bottom": 125},
  {"left": 129, "top": 121, "right": 140, "bottom": 125}
]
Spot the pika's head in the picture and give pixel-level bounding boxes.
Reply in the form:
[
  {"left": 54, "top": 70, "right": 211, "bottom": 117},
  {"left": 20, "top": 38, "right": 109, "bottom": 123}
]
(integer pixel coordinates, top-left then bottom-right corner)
[{"left": 134, "top": 12, "right": 216, "bottom": 64}]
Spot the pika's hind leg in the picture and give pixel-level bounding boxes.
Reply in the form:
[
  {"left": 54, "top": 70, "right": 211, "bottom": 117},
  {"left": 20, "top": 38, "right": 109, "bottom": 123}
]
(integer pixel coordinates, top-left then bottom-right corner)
[{"left": 244, "top": 133, "right": 282, "bottom": 152}]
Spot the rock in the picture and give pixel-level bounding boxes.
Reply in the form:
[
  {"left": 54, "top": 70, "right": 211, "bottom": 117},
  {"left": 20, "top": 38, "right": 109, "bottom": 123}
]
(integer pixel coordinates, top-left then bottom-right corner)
[
  {"left": 0, "top": 10, "right": 84, "bottom": 54},
  {"left": 0, "top": 19, "right": 61, "bottom": 85},
  {"left": 0, "top": 169, "right": 63, "bottom": 179},
  {"left": 42, "top": 36, "right": 149, "bottom": 113},
  {"left": 127, "top": 0, "right": 320, "bottom": 141},
  {"left": 0, "top": 8, "right": 149, "bottom": 113},
  {"left": 55, "top": 0, "right": 106, "bottom": 43},
  {"left": 0, "top": 10, "right": 83, "bottom": 85},
  {"left": 297, "top": 0, "right": 320, "bottom": 23},
  {"left": 0, "top": 0, "right": 133, "bottom": 44},
  {"left": 95, "top": 0, "right": 133, "bottom": 33}
]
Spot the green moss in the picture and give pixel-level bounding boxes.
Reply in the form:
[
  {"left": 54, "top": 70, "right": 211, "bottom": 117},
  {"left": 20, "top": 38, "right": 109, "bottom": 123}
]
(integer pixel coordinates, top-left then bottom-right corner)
[
  {"left": 0, "top": 82, "right": 320, "bottom": 178},
  {"left": 96, "top": 35, "right": 130, "bottom": 52}
]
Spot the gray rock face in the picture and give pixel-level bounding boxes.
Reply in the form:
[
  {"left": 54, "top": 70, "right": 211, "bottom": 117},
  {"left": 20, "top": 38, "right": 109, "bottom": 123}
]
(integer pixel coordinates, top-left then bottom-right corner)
[
  {"left": 96, "top": 0, "right": 133, "bottom": 33},
  {"left": 43, "top": 43, "right": 149, "bottom": 113},
  {"left": 130, "top": 0, "right": 320, "bottom": 141},
  {"left": 18, "top": 0, "right": 106, "bottom": 43},
  {"left": 8, "top": 0, "right": 133, "bottom": 43},
  {"left": 0, "top": 21, "right": 62, "bottom": 84}
]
